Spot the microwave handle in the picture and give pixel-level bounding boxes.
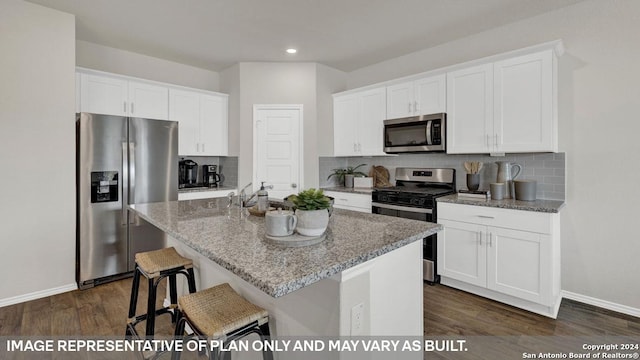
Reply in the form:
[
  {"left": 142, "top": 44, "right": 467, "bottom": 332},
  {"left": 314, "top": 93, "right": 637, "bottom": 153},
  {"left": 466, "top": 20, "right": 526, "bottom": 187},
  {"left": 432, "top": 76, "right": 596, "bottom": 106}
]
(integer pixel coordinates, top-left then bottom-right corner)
[{"left": 426, "top": 120, "right": 433, "bottom": 146}]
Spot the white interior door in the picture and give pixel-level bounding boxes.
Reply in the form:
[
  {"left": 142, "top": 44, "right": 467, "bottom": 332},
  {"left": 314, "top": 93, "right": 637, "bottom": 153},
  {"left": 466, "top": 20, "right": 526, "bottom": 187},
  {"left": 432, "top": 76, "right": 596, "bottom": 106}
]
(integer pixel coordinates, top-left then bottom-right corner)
[{"left": 254, "top": 105, "right": 302, "bottom": 200}]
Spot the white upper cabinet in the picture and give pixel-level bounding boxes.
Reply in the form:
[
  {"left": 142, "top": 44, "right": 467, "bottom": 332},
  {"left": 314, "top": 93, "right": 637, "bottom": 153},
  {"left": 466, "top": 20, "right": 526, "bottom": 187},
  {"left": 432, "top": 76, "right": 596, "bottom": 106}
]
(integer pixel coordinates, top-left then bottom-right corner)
[
  {"left": 127, "top": 81, "right": 169, "bottom": 120},
  {"left": 447, "top": 49, "right": 557, "bottom": 154},
  {"left": 79, "top": 71, "right": 168, "bottom": 120},
  {"left": 77, "top": 68, "right": 229, "bottom": 157},
  {"left": 80, "top": 73, "right": 128, "bottom": 116},
  {"left": 199, "top": 93, "right": 228, "bottom": 156},
  {"left": 170, "top": 89, "right": 200, "bottom": 155},
  {"left": 446, "top": 63, "right": 494, "bottom": 154},
  {"left": 386, "top": 74, "right": 446, "bottom": 119},
  {"left": 494, "top": 50, "right": 554, "bottom": 153},
  {"left": 169, "top": 88, "right": 228, "bottom": 156},
  {"left": 333, "top": 87, "right": 386, "bottom": 156}
]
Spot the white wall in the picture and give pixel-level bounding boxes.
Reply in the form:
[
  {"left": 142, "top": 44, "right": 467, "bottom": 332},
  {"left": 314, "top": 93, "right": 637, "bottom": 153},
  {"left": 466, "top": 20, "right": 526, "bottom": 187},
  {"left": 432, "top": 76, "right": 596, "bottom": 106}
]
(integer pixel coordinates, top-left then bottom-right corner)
[
  {"left": 347, "top": 0, "right": 640, "bottom": 312},
  {"left": 76, "top": 40, "right": 220, "bottom": 91},
  {"left": 219, "top": 64, "right": 241, "bottom": 156},
  {"left": 316, "top": 64, "right": 347, "bottom": 157},
  {"left": 230, "top": 63, "right": 319, "bottom": 190},
  {"left": 0, "top": 0, "right": 76, "bottom": 304}
]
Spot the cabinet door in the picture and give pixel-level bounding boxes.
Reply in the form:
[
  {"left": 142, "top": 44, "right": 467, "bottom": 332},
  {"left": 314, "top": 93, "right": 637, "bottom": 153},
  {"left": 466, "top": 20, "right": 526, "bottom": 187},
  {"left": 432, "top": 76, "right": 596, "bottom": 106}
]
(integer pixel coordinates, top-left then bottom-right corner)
[
  {"left": 324, "top": 191, "right": 372, "bottom": 213},
  {"left": 446, "top": 64, "right": 493, "bottom": 154},
  {"left": 486, "top": 226, "right": 550, "bottom": 304},
  {"left": 414, "top": 74, "right": 446, "bottom": 115},
  {"left": 199, "top": 94, "right": 228, "bottom": 156},
  {"left": 169, "top": 89, "right": 200, "bottom": 155},
  {"left": 333, "top": 94, "right": 359, "bottom": 156},
  {"left": 80, "top": 73, "right": 128, "bottom": 116},
  {"left": 128, "top": 81, "right": 169, "bottom": 120},
  {"left": 437, "top": 220, "right": 487, "bottom": 287},
  {"left": 386, "top": 81, "right": 414, "bottom": 119},
  {"left": 358, "top": 87, "right": 386, "bottom": 156},
  {"left": 494, "top": 50, "right": 554, "bottom": 153}
]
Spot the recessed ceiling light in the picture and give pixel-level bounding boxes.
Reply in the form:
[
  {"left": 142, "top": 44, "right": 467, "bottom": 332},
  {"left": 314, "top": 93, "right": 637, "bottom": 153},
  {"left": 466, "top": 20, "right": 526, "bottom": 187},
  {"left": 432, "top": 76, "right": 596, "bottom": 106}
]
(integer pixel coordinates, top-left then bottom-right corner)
[{"left": 286, "top": 48, "right": 297, "bottom": 54}]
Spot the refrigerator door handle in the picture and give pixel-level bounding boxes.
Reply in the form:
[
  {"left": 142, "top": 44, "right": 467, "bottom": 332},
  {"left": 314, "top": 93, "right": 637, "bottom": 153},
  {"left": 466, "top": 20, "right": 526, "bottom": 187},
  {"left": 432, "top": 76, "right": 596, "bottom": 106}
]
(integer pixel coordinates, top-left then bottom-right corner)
[
  {"left": 129, "top": 142, "right": 136, "bottom": 224},
  {"left": 121, "top": 142, "right": 129, "bottom": 225}
]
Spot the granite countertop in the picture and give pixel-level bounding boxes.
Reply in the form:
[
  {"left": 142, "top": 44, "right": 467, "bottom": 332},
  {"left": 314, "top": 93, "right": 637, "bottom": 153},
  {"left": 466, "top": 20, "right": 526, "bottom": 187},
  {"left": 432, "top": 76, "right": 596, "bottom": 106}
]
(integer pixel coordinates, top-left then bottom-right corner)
[
  {"left": 129, "top": 198, "right": 441, "bottom": 298},
  {"left": 178, "top": 185, "right": 237, "bottom": 194},
  {"left": 321, "top": 186, "right": 375, "bottom": 195},
  {"left": 437, "top": 194, "right": 565, "bottom": 213}
]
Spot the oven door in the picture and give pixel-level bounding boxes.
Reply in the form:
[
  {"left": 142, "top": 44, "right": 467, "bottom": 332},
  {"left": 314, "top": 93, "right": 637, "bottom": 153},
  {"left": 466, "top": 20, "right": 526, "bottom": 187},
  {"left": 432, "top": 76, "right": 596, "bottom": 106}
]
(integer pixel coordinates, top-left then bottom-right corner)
[
  {"left": 372, "top": 202, "right": 439, "bottom": 284},
  {"left": 371, "top": 202, "right": 433, "bottom": 222}
]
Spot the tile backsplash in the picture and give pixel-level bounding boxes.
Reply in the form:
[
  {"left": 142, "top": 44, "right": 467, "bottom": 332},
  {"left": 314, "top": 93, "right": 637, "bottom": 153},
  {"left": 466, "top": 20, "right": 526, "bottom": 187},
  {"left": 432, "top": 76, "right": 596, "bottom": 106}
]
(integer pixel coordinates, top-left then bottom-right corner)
[
  {"left": 219, "top": 156, "right": 238, "bottom": 187},
  {"left": 319, "top": 153, "right": 566, "bottom": 200}
]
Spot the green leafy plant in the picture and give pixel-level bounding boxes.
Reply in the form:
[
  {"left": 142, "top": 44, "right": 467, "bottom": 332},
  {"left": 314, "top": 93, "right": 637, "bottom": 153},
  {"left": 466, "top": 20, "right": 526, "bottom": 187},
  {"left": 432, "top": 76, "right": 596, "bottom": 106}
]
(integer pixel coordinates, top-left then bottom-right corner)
[
  {"left": 287, "top": 188, "right": 331, "bottom": 211},
  {"left": 327, "top": 164, "right": 368, "bottom": 184}
]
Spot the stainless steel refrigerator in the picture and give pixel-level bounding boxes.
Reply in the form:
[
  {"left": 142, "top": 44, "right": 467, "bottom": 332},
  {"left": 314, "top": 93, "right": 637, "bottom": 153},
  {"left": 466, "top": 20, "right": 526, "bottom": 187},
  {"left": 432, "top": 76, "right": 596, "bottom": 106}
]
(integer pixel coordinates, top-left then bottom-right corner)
[{"left": 76, "top": 113, "right": 178, "bottom": 289}]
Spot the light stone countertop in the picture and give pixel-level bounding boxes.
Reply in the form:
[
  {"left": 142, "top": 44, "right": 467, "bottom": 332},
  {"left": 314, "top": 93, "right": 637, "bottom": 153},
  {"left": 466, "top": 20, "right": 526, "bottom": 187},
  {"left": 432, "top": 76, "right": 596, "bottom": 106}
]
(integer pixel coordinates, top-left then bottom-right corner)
[
  {"left": 321, "top": 186, "right": 374, "bottom": 195},
  {"left": 437, "top": 194, "right": 565, "bottom": 213},
  {"left": 178, "top": 185, "right": 237, "bottom": 193},
  {"left": 129, "top": 198, "right": 441, "bottom": 298}
]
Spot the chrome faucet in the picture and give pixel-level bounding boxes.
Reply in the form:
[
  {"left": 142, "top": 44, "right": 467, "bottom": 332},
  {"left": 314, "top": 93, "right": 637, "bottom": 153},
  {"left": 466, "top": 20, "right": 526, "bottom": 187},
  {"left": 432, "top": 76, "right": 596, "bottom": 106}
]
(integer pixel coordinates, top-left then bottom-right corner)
[{"left": 239, "top": 182, "right": 255, "bottom": 210}]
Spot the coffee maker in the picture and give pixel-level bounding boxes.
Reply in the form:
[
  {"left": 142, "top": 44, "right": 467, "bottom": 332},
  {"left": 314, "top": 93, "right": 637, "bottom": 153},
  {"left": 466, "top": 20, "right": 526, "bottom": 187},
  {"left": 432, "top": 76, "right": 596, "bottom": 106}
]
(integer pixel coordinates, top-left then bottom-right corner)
[
  {"left": 178, "top": 159, "right": 198, "bottom": 188},
  {"left": 203, "top": 165, "right": 221, "bottom": 188}
]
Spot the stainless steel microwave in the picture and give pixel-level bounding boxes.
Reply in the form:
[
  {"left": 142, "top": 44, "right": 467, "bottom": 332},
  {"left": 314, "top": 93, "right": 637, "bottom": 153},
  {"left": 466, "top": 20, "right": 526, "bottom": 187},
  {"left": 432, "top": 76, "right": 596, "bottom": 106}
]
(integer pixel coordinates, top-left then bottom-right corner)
[{"left": 383, "top": 113, "right": 446, "bottom": 153}]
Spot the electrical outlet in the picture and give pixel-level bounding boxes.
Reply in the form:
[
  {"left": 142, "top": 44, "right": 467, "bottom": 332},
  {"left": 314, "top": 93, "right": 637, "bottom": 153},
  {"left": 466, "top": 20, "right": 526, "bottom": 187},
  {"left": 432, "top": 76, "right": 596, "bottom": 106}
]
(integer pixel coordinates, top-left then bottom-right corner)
[{"left": 351, "top": 303, "right": 364, "bottom": 335}]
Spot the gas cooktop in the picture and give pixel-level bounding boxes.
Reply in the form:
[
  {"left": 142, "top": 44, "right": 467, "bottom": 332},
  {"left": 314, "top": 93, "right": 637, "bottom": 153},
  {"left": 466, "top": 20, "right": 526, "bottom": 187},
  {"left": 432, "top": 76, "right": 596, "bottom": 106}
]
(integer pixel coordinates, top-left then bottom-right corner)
[{"left": 374, "top": 185, "right": 454, "bottom": 197}]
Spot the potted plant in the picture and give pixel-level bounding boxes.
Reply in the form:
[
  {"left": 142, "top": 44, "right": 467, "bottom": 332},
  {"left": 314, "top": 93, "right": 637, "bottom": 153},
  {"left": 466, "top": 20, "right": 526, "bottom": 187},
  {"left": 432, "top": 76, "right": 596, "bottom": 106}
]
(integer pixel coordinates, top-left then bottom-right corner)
[
  {"left": 327, "top": 164, "right": 368, "bottom": 188},
  {"left": 287, "top": 188, "right": 332, "bottom": 236}
]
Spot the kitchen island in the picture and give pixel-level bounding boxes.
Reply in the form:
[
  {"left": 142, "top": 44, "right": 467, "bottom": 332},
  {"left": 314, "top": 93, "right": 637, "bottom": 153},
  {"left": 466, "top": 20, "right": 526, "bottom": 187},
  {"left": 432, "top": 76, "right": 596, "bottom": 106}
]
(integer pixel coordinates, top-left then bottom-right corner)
[{"left": 129, "top": 198, "right": 439, "bottom": 357}]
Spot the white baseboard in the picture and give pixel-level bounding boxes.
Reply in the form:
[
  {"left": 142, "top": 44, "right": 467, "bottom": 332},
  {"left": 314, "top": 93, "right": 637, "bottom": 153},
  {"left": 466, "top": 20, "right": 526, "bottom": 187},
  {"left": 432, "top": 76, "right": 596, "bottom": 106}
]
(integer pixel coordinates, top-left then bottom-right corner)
[
  {"left": 0, "top": 283, "right": 77, "bottom": 308},
  {"left": 562, "top": 290, "right": 640, "bottom": 318}
]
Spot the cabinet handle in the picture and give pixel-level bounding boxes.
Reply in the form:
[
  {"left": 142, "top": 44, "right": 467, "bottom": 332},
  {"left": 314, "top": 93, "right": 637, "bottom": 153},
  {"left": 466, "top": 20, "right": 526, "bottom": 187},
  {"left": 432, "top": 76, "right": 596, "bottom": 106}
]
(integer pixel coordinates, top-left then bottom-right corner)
[
  {"left": 202, "top": 143, "right": 205, "bottom": 153},
  {"left": 353, "top": 143, "right": 357, "bottom": 152},
  {"left": 489, "top": 233, "right": 493, "bottom": 247},
  {"left": 131, "top": 102, "right": 135, "bottom": 114},
  {"left": 486, "top": 134, "right": 490, "bottom": 147},
  {"left": 494, "top": 133, "right": 498, "bottom": 147},
  {"left": 414, "top": 101, "right": 419, "bottom": 113},
  {"left": 358, "top": 143, "right": 362, "bottom": 152},
  {"left": 477, "top": 215, "right": 495, "bottom": 219},
  {"left": 408, "top": 102, "right": 412, "bottom": 113},
  {"left": 478, "top": 231, "right": 483, "bottom": 246}
]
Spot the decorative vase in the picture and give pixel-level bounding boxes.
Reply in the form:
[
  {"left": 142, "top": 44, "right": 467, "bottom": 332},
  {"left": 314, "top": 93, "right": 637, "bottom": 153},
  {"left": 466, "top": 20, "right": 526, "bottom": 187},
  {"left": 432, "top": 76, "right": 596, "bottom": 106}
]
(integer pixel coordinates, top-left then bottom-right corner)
[
  {"left": 295, "top": 209, "right": 329, "bottom": 236},
  {"left": 466, "top": 173, "right": 480, "bottom": 191},
  {"left": 344, "top": 174, "right": 355, "bottom": 188}
]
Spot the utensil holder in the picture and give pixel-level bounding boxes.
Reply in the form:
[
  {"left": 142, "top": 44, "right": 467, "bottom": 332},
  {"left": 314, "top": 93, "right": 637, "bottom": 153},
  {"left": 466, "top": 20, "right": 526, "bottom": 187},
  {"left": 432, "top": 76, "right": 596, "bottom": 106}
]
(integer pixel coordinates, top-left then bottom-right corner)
[{"left": 466, "top": 174, "right": 480, "bottom": 191}]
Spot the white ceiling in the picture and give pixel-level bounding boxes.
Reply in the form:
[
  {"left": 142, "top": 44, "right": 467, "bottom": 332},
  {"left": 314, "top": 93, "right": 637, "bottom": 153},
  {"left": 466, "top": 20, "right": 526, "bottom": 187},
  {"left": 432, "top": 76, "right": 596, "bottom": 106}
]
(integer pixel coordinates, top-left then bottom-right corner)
[{"left": 27, "top": 0, "right": 583, "bottom": 72}]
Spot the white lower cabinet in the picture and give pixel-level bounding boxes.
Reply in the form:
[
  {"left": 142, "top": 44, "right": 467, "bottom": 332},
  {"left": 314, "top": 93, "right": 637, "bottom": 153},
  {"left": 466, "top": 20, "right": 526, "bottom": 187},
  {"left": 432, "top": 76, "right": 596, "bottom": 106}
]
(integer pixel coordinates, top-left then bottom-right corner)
[
  {"left": 323, "top": 191, "right": 372, "bottom": 213},
  {"left": 437, "top": 202, "right": 560, "bottom": 318}
]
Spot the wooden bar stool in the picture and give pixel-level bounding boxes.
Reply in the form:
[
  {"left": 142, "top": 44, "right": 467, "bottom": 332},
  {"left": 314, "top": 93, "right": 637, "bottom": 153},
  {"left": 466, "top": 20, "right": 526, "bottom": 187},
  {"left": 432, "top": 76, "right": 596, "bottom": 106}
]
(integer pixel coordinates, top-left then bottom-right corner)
[
  {"left": 126, "top": 247, "right": 197, "bottom": 339},
  {"left": 171, "top": 283, "right": 273, "bottom": 360}
]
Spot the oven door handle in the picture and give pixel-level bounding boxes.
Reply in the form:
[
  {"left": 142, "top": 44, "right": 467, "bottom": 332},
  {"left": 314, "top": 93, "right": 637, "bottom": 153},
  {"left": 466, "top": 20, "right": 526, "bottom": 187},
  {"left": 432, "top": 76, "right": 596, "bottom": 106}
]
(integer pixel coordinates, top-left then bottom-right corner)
[{"left": 372, "top": 202, "right": 433, "bottom": 214}]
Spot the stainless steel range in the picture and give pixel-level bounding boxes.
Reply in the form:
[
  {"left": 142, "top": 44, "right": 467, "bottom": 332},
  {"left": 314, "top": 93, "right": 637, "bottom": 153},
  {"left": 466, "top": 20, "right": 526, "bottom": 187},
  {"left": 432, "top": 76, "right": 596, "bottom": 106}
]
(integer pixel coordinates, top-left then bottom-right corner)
[{"left": 371, "top": 168, "right": 456, "bottom": 283}]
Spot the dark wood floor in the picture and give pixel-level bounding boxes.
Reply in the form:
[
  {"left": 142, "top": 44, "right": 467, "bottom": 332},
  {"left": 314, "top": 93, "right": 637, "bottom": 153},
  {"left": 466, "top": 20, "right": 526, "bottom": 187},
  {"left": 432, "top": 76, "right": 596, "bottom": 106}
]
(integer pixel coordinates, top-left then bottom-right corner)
[
  {"left": 423, "top": 283, "right": 640, "bottom": 336},
  {"left": 1, "top": 278, "right": 639, "bottom": 338}
]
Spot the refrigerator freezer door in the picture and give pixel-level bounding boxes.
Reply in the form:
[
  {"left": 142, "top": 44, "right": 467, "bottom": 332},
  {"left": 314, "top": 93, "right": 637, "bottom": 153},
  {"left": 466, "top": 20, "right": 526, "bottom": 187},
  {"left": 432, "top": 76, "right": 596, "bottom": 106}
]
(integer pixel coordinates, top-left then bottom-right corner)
[
  {"left": 127, "top": 118, "right": 178, "bottom": 270},
  {"left": 77, "top": 113, "right": 129, "bottom": 287}
]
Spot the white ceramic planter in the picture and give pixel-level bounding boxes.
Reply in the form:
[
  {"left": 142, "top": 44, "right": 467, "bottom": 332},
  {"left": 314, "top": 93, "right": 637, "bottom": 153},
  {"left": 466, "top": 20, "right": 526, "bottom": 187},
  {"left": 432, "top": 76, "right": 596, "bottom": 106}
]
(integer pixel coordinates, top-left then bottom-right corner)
[{"left": 295, "top": 209, "right": 329, "bottom": 237}]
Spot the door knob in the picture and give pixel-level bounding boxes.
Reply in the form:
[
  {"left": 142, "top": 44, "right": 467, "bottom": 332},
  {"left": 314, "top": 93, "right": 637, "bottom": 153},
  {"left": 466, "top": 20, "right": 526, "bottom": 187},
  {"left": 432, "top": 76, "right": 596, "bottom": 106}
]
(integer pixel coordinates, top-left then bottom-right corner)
[{"left": 291, "top": 183, "right": 297, "bottom": 188}]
